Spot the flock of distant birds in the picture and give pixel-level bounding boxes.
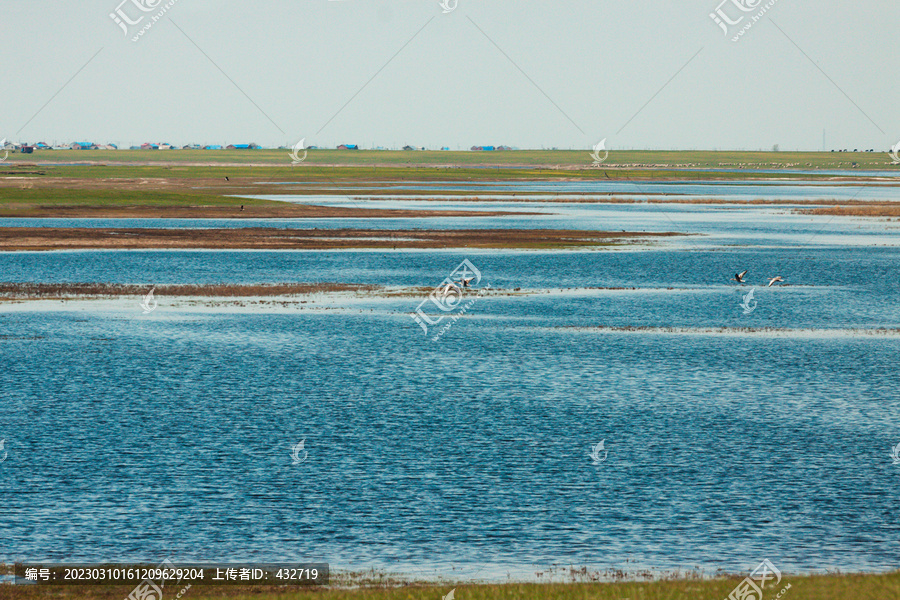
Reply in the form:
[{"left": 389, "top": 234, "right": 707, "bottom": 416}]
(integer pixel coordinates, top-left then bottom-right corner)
[{"left": 733, "top": 270, "right": 784, "bottom": 287}]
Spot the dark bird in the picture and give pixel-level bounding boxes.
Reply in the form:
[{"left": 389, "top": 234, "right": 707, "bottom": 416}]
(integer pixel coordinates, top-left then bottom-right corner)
[
  {"left": 240, "top": 205, "right": 244, "bottom": 211},
  {"left": 225, "top": 176, "right": 230, "bottom": 181},
  {"left": 733, "top": 270, "right": 748, "bottom": 284}
]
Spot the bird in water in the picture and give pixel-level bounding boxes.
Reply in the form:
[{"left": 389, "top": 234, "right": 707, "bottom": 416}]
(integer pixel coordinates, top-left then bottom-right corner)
[
  {"left": 767, "top": 276, "right": 784, "bottom": 287},
  {"left": 733, "top": 270, "right": 748, "bottom": 284}
]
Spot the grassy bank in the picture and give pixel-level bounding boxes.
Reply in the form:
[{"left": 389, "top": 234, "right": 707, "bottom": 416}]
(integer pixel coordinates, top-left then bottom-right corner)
[
  {"left": 4, "top": 571, "right": 898, "bottom": 600},
  {"left": 1, "top": 151, "right": 897, "bottom": 220},
  {"left": 4, "top": 148, "right": 899, "bottom": 170}
]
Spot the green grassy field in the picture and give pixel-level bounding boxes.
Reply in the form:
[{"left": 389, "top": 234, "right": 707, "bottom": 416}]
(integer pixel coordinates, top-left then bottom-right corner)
[
  {"left": 1, "top": 150, "right": 896, "bottom": 218},
  {"left": 5, "top": 571, "right": 899, "bottom": 600},
  {"left": 4, "top": 148, "right": 899, "bottom": 173}
]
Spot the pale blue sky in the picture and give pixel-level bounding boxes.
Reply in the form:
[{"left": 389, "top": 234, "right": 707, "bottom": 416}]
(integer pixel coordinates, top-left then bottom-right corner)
[{"left": 2, "top": 0, "right": 897, "bottom": 151}]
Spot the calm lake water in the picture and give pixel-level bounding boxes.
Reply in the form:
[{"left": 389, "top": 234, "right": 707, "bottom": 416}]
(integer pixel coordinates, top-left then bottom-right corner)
[{"left": 1, "top": 185, "right": 899, "bottom": 580}]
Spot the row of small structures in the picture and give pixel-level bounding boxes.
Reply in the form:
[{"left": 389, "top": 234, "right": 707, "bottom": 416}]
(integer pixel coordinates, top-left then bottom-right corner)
[{"left": 4, "top": 142, "right": 519, "bottom": 153}]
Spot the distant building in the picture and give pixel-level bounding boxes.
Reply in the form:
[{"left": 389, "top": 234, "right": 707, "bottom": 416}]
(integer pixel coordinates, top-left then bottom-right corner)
[
  {"left": 337, "top": 144, "right": 358, "bottom": 150},
  {"left": 140, "top": 143, "right": 159, "bottom": 150},
  {"left": 402, "top": 145, "right": 416, "bottom": 151},
  {"left": 19, "top": 145, "right": 34, "bottom": 154},
  {"left": 441, "top": 147, "right": 450, "bottom": 151},
  {"left": 71, "top": 142, "right": 98, "bottom": 150},
  {"left": 35, "top": 142, "right": 51, "bottom": 150},
  {"left": 226, "top": 143, "right": 260, "bottom": 150},
  {"left": 182, "top": 144, "right": 201, "bottom": 150},
  {"left": 203, "top": 145, "right": 223, "bottom": 150}
]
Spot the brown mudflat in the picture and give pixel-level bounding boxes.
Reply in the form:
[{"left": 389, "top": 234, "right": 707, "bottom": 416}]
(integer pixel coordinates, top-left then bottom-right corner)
[
  {"left": 797, "top": 204, "right": 900, "bottom": 217},
  {"left": 0, "top": 228, "right": 682, "bottom": 251}
]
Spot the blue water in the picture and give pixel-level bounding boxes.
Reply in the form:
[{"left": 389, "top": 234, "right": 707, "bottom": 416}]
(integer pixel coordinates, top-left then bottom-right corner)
[
  {"left": 251, "top": 178, "right": 900, "bottom": 201},
  {"left": 1, "top": 199, "right": 900, "bottom": 581}
]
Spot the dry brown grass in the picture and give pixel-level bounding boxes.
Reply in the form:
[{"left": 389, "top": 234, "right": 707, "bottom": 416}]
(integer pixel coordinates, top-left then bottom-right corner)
[
  {"left": 3, "top": 571, "right": 899, "bottom": 600},
  {"left": 798, "top": 203, "right": 900, "bottom": 217}
]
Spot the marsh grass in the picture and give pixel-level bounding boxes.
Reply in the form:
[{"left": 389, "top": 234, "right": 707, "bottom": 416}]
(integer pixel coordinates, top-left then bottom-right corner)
[
  {"left": 3, "top": 571, "right": 898, "bottom": 600},
  {"left": 4, "top": 148, "right": 899, "bottom": 170}
]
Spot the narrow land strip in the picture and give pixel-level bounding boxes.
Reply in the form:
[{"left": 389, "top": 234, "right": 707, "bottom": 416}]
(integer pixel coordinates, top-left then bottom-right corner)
[{"left": 0, "top": 228, "right": 681, "bottom": 252}]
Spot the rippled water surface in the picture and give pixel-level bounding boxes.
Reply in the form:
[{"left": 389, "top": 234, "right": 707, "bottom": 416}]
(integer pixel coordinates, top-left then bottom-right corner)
[{"left": 1, "top": 191, "right": 899, "bottom": 580}]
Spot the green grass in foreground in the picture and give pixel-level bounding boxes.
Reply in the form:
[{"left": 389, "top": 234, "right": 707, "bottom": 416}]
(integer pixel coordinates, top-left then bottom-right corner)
[{"left": 6, "top": 572, "right": 899, "bottom": 600}]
